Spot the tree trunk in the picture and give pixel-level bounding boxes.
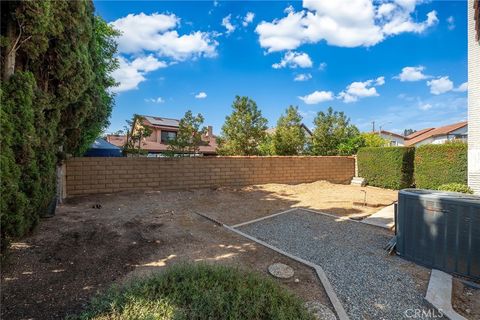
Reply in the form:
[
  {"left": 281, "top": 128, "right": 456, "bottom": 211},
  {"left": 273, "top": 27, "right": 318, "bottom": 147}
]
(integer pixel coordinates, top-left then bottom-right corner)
[{"left": 3, "top": 17, "right": 17, "bottom": 81}]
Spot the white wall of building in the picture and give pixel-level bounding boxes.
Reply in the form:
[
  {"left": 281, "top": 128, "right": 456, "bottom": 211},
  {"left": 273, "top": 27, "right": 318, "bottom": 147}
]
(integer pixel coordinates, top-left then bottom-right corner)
[
  {"left": 379, "top": 133, "right": 405, "bottom": 146},
  {"left": 468, "top": 0, "right": 480, "bottom": 194}
]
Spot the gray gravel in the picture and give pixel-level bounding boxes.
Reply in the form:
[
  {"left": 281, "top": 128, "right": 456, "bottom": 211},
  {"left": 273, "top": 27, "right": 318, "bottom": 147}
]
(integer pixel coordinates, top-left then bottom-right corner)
[{"left": 238, "top": 209, "right": 441, "bottom": 320}]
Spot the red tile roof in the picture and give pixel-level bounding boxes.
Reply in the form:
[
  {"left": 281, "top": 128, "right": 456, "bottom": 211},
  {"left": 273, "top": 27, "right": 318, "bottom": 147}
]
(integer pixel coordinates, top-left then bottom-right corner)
[
  {"left": 106, "top": 135, "right": 127, "bottom": 147},
  {"left": 106, "top": 134, "right": 217, "bottom": 154},
  {"left": 404, "top": 121, "right": 467, "bottom": 146},
  {"left": 405, "top": 128, "right": 435, "bottom": 140}
]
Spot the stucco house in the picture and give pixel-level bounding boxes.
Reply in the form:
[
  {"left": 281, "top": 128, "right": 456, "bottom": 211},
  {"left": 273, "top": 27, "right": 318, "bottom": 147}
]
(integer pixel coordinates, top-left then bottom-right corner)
[
  {"left": 468, "top": 0, "right": 480, "bottom": 194},
  {"left": 404, "top": 121, "right": 468, "bottom": 147},
  {"left": 373, "top": 121, "right": 468, "bottom": 147},
  {"left": 376, "top": 130, "right": 406, "bottom": 146},
  {"left": 107, "top": 115, "right": 218, "bottom": 156}
]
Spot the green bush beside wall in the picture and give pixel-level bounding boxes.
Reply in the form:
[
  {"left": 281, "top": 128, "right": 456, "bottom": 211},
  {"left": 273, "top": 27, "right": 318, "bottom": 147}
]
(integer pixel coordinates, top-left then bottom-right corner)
[
  {"left": 358, "top": 147, "right": 415, "bottom": 189},
  {"left": 414, "top": 143, "right": 467, "bottom": 189}
]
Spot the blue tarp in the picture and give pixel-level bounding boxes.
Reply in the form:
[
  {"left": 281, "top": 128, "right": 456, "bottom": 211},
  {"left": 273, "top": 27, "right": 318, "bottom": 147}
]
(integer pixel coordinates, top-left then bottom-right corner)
[{"left": 84, "top": 138, "right": 123, "bottom": 157}]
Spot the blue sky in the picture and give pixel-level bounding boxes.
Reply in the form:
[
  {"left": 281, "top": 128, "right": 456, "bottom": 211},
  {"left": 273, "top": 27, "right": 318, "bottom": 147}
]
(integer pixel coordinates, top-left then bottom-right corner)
[{"left": 94, "top": 0, "right": 468, "bottom": 135}]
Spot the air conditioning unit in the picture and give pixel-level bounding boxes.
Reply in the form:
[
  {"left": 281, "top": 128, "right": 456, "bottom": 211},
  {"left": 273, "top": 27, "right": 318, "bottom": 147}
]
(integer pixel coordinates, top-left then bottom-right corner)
[{"left": 396, "top": 189, "right": 480, "bottom": 280}]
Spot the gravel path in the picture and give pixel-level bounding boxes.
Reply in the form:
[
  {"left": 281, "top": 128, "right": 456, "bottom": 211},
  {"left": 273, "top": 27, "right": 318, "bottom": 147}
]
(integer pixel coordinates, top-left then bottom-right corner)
[{"left": 238, "top": 209, "right": 439, "bottom": 320}]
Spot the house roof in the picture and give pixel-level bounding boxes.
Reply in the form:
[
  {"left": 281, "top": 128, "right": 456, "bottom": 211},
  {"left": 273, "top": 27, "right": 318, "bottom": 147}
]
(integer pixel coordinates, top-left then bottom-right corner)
[
  {"left": 404, "top": 121, "right": 467, "bottom": 146},
  {"left": 142, "top": 115, "right": 180, "bottom": 128},
  {"left": 378, "top": 130, "right": 405, "bottom": 139},
  {"left": 405, "top": 128, "right": 435, "bottom": 140},
  {"left": 136, "top": 140, "right": 217, "bottom": 154},
  {"left": 106, "top": 135, "right": 127, "bottom": 147},
  {"left": 106, "top": 134, "right": 217, "bottom": 154}
]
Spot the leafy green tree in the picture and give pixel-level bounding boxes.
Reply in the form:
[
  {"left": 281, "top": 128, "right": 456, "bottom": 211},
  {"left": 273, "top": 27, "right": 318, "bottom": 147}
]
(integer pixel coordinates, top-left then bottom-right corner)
[
  {"left": 258, "top": 133, "right": 275, "bottom": 156},
  {"left": 1, "top": 1, "right": 55, "bottom": 80},
  {"left": 0, "top": 0, "right": 118, "bottom": 251},
  {"left": 63, "top": 16, "right": 119, "bottom": 156},
  {"left": 218, "top": 96, "right": 268, "bottom": 155},
  {"left": 362, "top": 132, "right": 387, "bottom": 147},
  {"left": 338, "top": 135, "right": 366, "bottom": 156},
  {"left": 123, "top": 115, "right": 152, "bottom": 155},
  {"left": 0, "top": 74, "right": 35, "bottom": 244},
  {"left": 168, "top": 111, "right": 207, "bottom": 156},
  {"left": 310, "top": 107, "right": 359, "bottom": 155},
  {"left": 272, "top": 106, "right": 306, "bottom": 155}
]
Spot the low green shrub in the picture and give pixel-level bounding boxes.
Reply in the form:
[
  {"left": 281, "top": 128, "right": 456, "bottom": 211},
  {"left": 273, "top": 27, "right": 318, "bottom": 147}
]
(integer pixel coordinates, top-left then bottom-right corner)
[
  {"left": 74, "top": 263, "right": 315, "bottom": 320},
  {"left": 436, "top": 183, "right": 473, "bottom": 194},
  {"left": 414, "top": 143, "right": 467, "bottom": 189},
  {"left": 357, "top": 147, "right": 415, "bottom": 189}
]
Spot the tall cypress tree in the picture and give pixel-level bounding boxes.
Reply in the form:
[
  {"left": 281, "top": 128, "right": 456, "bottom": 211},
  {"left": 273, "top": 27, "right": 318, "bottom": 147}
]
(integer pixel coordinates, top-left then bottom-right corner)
[{"left": 0, "top": 0, "right": 118, "bottom": 251}]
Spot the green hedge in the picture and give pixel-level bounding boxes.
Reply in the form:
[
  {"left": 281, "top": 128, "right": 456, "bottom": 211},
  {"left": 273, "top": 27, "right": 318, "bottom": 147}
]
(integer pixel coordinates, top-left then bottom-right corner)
[
  {"left": 414, "top": 143, "right": 467, "bottom": 189},
  {"left": 358, "top": 147, "right": 415, "bottom": 189}
]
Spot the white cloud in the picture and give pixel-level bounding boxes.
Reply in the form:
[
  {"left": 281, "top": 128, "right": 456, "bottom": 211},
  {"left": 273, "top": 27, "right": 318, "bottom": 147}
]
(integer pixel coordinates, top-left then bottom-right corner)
[
  {"left": 222, "top": 14, "right": 236, "bottom": 34},
  {"left": 453, "top": 81, "right": 468, "bottom": 92},
  {"left": 272, "top": 51, "right": 313, "bottom": 69},
  {"left": 294, "top": 73, "right": 312, "bottom": 81},
  {"left": 375, "top": 76, "right": 385, "bottom": 86},
  {"left": 111, "top": 12, "right": 218, "bottom": 60},
  {"left": 145, "top": 97, "right": 165, "bottom": 104},
  {"left": 195, "top": 91, "right": 207, "bottom": 99},
  {"left": 419, "top": 103, "right": 432, "bottom": 110},
  {"left": 382, "top": 10, "right": 438, "bottom": 35},
  {"left": 447, "top": 16, "right": 455, "bottom": 30},
  {"left": 338, "top": 77, "right": 383, "bottom": 103},
  {"left": 318, "top": 62, "right": 327, "bottom": 71},
  {"left": 112, "top": 56, "right": 167, "bottom": 93},
  {"left": 298, "top": 90, "right": 334, "bottom": 104},
  {"left": 243, "top": 12, "right": 255, "bottom": 27},
  {"left": 255, "top": 0, "right": 438, "bottom": 52},
  {"left": 284, "top": 5, "right": 295, "bottom": 14},
  {"left": 396, "top": 66, "right": 429, "bottom": 82},
  {"left": 376, "top": 3, "right": 396, "bottom": 18},
  {"left": 427, "top": 76, "right": 454, "bottom": 95},
  {"left": 131, "top": 54, "right": 167, "bottom": 72}
]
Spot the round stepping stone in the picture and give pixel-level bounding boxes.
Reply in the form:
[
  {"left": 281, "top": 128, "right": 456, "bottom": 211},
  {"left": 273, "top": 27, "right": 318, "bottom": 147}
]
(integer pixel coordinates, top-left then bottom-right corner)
[
  {"left": 304, "top": 301, "right": 337, "bottom": 320},
  {"left": 268, "top": 263, "right": 294, "bottom": 279}
]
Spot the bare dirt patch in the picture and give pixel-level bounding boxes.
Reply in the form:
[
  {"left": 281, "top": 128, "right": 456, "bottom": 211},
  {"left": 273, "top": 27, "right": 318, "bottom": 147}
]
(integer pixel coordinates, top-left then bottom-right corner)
[
  {"left": 1, "top": 181, "right": 396, "bottom": 319},
  {"left": 200, "top": 181, "right": 397, "bottom": 225},
  {"left": 4, "top": 181, "right": 392, "bottom": 319},
  {"left": 452, "top": 277, "right": 480, "bottom": 319}
]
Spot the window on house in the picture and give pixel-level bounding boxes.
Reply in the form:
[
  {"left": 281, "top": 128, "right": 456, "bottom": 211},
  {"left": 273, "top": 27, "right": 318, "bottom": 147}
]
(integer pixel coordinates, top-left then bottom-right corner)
[{"left": 161, "top": 131, "right": 177, "bottom": 143}]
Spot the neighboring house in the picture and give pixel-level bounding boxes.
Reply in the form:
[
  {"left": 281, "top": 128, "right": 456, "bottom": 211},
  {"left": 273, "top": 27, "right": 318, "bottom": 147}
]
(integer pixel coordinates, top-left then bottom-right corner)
[
  {"left": 468, "top": 0, "right": 480, "bottom": 194},
  {"left": 266, "top": 123, "right": 313, "bottom": 137},
  {"left": 404, "top": 121, "right": 468, "bottom": 147},
  {"left": 372, "top": 121, "right": 468, "bottom": 147},
  {"left": 107, "top": 115, "right": 218, "bottom": 156},
  {"left": 376, "top": 130, "right": 406, "bottom": 146}
]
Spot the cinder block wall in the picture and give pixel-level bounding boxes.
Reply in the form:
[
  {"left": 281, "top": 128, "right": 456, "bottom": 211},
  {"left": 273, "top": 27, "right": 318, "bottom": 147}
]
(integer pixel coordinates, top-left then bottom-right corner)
[{"left": 65, "top": 156, "right": 355, "bottom": 196}]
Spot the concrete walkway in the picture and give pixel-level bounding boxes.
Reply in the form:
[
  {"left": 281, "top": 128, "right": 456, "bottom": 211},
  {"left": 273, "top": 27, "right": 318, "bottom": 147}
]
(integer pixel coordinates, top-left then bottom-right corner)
[
  {"left": 362, "top": 203, "right": 395, "bottom": 229},
  {"left": 425, "top": 270, "right": 467, "bottom": 320}
]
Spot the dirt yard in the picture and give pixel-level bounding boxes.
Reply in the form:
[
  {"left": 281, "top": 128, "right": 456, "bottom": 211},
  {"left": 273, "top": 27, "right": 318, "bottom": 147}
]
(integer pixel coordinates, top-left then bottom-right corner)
[
  {"left": 1, "top": 181, "right": 397, "bottom": 319},
  {"left": 452, "top": 277, "right": 480, "bottom": 319}
]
